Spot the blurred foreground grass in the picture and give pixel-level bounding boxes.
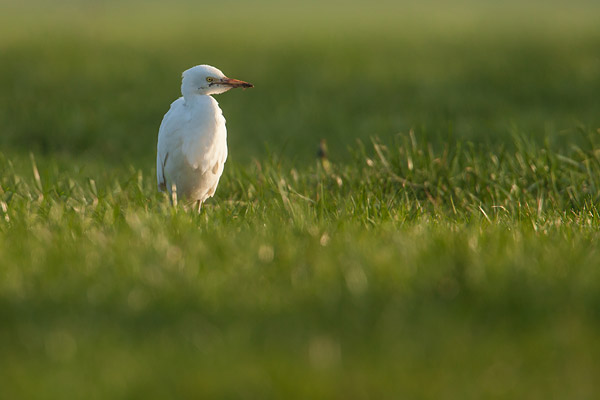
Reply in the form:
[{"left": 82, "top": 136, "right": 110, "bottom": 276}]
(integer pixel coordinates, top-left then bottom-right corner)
[{"left": 1, "top": 1, "right": 600, "bottom": 399}]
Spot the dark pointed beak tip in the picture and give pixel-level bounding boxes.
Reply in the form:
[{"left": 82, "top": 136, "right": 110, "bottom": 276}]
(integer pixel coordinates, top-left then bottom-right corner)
[{"left": 223, "top": 78, "right": 254, "bottom": 89}]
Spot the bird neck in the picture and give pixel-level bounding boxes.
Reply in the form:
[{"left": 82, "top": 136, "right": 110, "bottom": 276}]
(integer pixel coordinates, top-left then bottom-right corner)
[{"left": 183, "top": 92, "right": 212, "bottom": 103}]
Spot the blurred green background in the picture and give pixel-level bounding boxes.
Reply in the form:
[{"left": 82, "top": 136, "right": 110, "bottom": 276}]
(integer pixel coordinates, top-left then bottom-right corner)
[
  {"left": 1, "top": 1, "right": 600, "bottom": 399},
  {"left": 1, "top": 0, "right": 599, "bottom": 166}
]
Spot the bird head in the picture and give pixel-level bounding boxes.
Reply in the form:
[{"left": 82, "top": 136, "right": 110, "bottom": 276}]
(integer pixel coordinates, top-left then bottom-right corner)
[{"left": 181, "top": 64, "right": 253, "bottom": 98}]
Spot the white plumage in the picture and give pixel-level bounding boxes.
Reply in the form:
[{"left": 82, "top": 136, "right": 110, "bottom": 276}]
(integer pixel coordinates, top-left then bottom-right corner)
[{"left": 156, "top": 65, "right": 252, "bottom": 210}]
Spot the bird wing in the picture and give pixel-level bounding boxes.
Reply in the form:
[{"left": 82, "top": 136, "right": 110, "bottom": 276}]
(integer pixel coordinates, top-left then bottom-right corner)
[{"left": 156, "top": 98, "right": 186, "bottom": 191}]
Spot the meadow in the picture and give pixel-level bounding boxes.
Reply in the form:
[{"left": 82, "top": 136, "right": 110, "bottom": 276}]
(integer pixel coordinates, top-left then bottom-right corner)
[{"left": 1, "top": 1, "right": 600, "bottom": 398}]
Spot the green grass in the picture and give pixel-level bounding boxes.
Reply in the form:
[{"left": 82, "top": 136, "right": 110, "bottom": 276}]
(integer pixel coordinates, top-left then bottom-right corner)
[{"left": 1, "top": 1, "right": 600, "bottom": 398}]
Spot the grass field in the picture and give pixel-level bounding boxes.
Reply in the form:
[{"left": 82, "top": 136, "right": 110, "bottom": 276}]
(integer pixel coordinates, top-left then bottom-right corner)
[{"left": 1, "top": 1, "right": 600, "bottom": 398}]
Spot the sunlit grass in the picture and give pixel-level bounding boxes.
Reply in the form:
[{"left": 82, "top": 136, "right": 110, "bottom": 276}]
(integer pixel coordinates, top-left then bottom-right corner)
[{"left": 2, "top": 132, "right": 600, "bottom": 398}]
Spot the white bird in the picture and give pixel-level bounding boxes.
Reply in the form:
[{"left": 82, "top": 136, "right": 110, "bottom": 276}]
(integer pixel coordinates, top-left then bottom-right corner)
[{"left": 156, "top": 65, "right": 253, "bottom": 211}]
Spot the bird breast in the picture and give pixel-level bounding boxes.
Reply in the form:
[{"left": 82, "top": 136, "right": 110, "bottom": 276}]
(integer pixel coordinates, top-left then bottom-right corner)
[
  {"left": 181, "top": 96, "right": 228, "bottom": 173},
  {"left": 161, "top": 95, "right": 229, "bottom": 202}
]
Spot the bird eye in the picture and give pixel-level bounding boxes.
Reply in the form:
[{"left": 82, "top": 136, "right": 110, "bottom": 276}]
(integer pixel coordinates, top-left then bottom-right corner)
[{"left": 206, "top": 77, "right": 214, "bottom": 82}]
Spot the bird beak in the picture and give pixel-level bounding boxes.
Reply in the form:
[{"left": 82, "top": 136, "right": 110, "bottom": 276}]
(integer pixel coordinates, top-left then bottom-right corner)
[{"left": 219, "top": 77, "right": 253, "bottom": 89}]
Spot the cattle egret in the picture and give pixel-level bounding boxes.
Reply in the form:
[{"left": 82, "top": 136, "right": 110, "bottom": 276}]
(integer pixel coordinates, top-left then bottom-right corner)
[{"left": 156, "top": 65, "right": 253, "bottom": 211}]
